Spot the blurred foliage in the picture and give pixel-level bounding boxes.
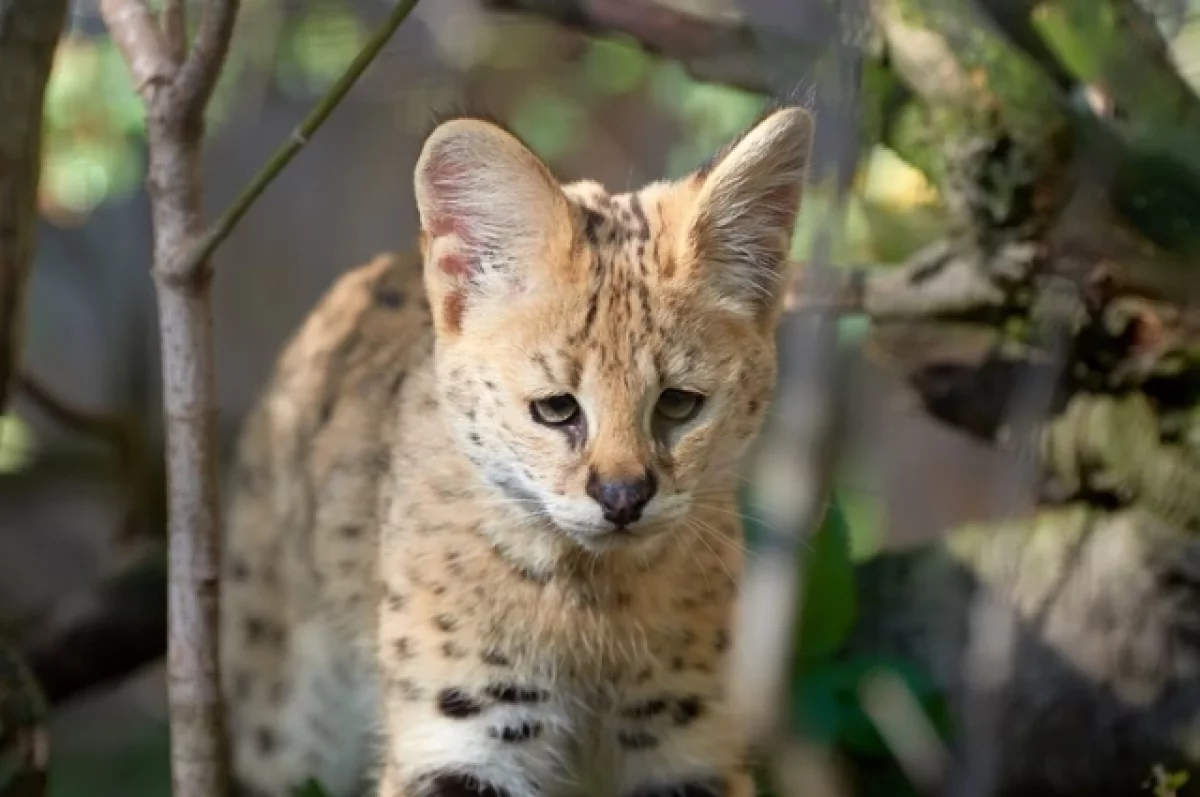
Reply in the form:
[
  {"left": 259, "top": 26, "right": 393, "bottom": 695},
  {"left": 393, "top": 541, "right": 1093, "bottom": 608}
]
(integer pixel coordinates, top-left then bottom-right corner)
[
  {"left": 275, "top": 0, "right": 368, "bottom": 97},
  {"left": 743, "top": 490, "right": 948, "bottom": 797},
  {"left": 292, "top": 778, "right": 331, "bottom": 797},
  {"left": 508, "top": 85, "right": 589, "bottom": 162},
  {"left": 47, "top": 722, "right": 168, "bottom": 797},
  {"left": 0, "top": 415, "right": 36, "bottom": 476},
  {"left": 41, "top": 38, "right": 145, "bottom": 220}
]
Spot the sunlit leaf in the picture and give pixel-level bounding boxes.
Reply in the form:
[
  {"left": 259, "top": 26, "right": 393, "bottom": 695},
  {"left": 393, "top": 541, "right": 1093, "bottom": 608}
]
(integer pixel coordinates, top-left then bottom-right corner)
[{"left": 0, "top": 414, "right": 37, "bottom": 475}]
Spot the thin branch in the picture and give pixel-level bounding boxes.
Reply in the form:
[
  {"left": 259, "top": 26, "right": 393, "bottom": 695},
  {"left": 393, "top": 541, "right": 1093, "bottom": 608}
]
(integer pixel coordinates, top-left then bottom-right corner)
[
  {"left": 17, "top": 372, "right": 133, "bottom": 446},
  {"left": 174, "top": 0, "right": 238, "bottom": 122},
  {"left": 179, "top": 0, "right": 421, "bottom": 278},
  {"left": 98, "top": 0, "right": 171, "bottom": 94},
  {"left": 16, "top": 372, "right": 151, "bottom": 541},
  {"left": 163, "top": 0, "right": 187, "bottom": 65}
]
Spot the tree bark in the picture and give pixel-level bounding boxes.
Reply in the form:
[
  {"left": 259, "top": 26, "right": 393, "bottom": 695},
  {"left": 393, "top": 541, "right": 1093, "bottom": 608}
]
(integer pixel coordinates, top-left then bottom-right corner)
[{"left": 99, "top": 1, "right": 239, "bottom": 795}]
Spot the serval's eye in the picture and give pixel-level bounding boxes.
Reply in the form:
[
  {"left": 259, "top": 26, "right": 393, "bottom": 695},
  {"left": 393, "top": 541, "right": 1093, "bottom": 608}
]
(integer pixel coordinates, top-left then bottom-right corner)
[
  {"left": 656, "top": 389, "right": 705, "bottom": 422},
  {"left": 531, "top": 394, "right": 580, "bottom": 426}
]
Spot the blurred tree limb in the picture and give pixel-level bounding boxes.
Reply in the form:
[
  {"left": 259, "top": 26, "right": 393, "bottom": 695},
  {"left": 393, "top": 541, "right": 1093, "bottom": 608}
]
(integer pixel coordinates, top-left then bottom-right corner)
[
  {"left": 0, "top": 3, "right": 68, "bottom": 795},
  {"left": 0, "top": 0, "right": 68, "bottom": 417},
  {"left": 19, "top": 547, "right": 167, "bottom": 707}
]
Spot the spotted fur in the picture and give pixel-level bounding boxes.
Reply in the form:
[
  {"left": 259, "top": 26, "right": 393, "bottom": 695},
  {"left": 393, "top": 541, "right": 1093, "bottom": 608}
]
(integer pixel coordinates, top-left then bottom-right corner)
[{"left": 220, "top": 107, "right": 813, "bottom": 797}]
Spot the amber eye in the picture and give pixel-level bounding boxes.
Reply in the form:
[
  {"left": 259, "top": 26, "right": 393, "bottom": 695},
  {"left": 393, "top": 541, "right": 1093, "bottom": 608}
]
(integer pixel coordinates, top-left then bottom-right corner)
[
  {"left": 656, "top": 389, "right": 704, "bottom": 422},
  {"left": 531, "top": 394, "right": 580, "bottom": 426}
]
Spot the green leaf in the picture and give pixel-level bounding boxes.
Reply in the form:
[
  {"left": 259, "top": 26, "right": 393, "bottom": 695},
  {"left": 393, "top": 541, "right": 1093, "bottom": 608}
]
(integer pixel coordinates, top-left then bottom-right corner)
[
  {"left": 794, "top": 497, "right": 858, "bottom": 661},
  {"left": 791, "top": 654, "right": 954, "bottom": 759}
]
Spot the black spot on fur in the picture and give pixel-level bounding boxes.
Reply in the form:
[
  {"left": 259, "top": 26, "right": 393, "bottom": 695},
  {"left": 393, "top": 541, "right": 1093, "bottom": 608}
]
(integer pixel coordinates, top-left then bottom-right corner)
[
  {"left": 339, "top": 524, "right": 363, "bottom": 539},
  {"left": 394, "top": 637, "right": 413, "bottom": 659},
  {"left": 674, "top": 696, "right": 704, "bottom": 725},
  {"left": 434, "top": 614, "right": 458, "bottom": 632},
  {"left": 621, "top": 698, "right": 669, "bottom": 720},
  {"left": 437, "top": 688, "right": 483, "bottom": 719},
  {"left": 715, "top": 629, "right": 729, "bottom": 652},
  {"left": 244, "top": 616, "right": 284, "bottom": 647},
  {"left": 412, "top": 771, "right": 513, "bottom": 797},
  {"left": 484, "top": 683, "right": 547, "bottom": 704},
  {"left": 442, "top": 641, "right": 468, "bottom": 659},
  {"left": 488, "top": 722, "right": 543, "bottom": 742}
]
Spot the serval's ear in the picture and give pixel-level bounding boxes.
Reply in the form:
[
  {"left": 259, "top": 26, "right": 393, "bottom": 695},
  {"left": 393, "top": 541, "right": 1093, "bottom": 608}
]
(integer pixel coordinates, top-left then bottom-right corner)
[
  {"left": 680, "top": 106, "right": 814, "bottom": 324},
  {"left": 415, "top": 116, "right": 572, "bottom": 335}
]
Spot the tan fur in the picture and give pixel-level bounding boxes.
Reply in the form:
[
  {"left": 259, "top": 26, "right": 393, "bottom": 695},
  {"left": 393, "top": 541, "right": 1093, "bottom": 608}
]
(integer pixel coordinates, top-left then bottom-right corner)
[{"left": 220, "top": 108, "right": 813, "bottom": 797}]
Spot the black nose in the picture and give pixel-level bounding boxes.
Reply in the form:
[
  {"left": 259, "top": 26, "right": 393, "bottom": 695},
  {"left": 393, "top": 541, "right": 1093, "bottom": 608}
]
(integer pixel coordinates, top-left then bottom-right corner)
[{"left": 586, "top": 470, "right": 657, "bottom": 527}]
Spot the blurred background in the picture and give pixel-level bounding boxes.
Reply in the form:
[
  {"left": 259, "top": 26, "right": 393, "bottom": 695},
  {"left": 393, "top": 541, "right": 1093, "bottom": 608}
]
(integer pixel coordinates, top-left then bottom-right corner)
[{"left": 5, "top": 0, "right": 1200, "bottom": 795}]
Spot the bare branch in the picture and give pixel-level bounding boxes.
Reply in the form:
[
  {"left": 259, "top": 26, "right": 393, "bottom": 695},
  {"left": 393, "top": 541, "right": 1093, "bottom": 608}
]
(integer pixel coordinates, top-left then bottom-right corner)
[
  {"left": 174, "top": 0, "right": 238, "bottom": 123},
  {"left": 163, "top": 0, "right": 187, "bottom": 65},
  {"left": 98, "top": 0, "right": 171, "bottom": 94}
]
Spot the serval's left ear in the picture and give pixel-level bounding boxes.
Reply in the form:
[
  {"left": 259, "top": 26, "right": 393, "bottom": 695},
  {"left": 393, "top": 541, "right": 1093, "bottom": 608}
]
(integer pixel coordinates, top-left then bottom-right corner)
[{"left": 681, "top": 106, "right": 814, "bottom": 324}]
